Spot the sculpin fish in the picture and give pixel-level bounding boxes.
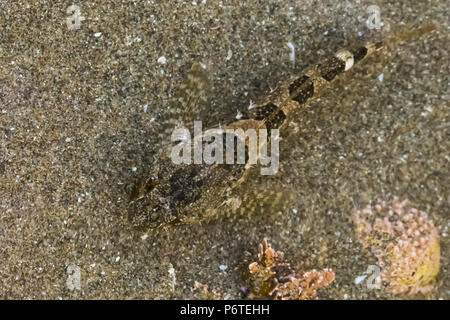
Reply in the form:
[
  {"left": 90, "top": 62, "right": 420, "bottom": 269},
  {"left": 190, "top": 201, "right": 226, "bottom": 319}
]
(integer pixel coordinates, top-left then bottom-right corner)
[{"left": 127, "top": 25, "right": 436, "bottom": 229}]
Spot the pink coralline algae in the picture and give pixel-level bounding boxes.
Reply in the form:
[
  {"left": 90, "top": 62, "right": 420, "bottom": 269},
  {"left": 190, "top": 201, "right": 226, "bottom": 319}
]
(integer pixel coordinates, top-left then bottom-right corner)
[
  {"left": 242, "top": 239, "right": 335, "bottom": 300},
  {"left": 352, "top": 197, "right": 440, "bottom": 295}
]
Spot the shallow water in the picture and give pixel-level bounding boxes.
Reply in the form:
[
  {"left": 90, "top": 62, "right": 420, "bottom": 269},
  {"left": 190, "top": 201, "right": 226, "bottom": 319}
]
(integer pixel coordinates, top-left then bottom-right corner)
[{"left": 0, "top": 0, "right": 448, "bottom": 299}]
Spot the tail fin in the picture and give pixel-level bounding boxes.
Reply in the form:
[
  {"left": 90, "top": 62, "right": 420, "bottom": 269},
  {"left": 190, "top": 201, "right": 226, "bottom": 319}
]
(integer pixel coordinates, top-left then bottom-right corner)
[
  {"left": 348, "top": 24, "right": 437, "bottom": 66},
  {"left": 380, "top": 24, "right": 437, "bottom": 48}
]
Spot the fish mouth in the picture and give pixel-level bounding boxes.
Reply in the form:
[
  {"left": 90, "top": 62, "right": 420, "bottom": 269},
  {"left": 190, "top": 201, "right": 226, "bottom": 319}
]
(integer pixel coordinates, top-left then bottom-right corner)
[{"left": 127, "top": 191, "right": 177, "bottom": 229}]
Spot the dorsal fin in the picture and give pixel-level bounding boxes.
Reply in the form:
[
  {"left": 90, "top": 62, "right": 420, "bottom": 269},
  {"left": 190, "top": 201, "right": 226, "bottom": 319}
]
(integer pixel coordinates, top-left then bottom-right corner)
[
  {"left": 379, "top": 24, "right": 436, "bottom": 48},
  {"left": 175, "top": 62, "right": 212, "bottom": 126}
]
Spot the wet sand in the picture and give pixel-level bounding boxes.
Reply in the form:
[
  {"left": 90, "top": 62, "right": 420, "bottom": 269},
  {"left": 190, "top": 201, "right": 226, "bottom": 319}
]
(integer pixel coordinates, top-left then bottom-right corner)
[{"left": 0, "top": 0, "right": 448, "bottom": 299}]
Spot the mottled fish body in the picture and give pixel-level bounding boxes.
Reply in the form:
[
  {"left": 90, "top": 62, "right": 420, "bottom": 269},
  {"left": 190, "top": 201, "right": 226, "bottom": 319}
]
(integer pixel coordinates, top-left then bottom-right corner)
[{"left": 127, "top": 25, "right": 436, "bottom": 229}]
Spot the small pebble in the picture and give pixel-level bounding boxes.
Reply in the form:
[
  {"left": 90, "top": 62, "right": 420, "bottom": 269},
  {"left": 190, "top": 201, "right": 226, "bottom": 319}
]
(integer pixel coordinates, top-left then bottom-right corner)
[
  {"left": 157, "top": 56, "right": 167, "bottom": 65},
  {"left": 354, "top": 275, "right": 367, "bottom": 285},
  {"left": 287, "top": 42, "right": 295, "bottom": 62},
  {"left": 219, "top": 264, "right": 228, "bottom": 271},
  {"left": 141, "top": 234, "right": 149, "bottom": 241},
  {"left": 226, "top": 49, "right": 233, "bottom": 61}
]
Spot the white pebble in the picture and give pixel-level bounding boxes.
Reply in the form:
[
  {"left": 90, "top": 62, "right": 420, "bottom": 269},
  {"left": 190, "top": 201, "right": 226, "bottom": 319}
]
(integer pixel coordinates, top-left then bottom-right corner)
[
  {"left": 226, "top": 49, "right": 233, "bottom": 61},
  {"left": 157, "top": 56, "right": 167, "bottom": 65},
  {"left": 354, "top": 275, "right": 367, "bottom": 285},
  {"left": 94, "top": 32, "right": 102, "bottom": 38},
  {"left": 219, "top": 264, "right": 228, "bottom": 271},
  {"left": 378, "top": 73, "right": 384, "bottom": 82},
  {"left": 287, "top": 42, "right": 295, "bottom": 62},
  {"left": 141, "top": 234, "right": 149, "bottom": 241}
]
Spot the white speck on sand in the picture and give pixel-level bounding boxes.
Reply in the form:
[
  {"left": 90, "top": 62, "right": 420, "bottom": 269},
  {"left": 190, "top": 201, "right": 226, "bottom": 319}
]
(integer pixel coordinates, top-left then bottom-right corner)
[
  {"left": 354, "top": 275, "right": 367, "bottom": 285},
  {"left": 94, "top": 32, "right": 102, "bottom": 37},
  {"left": 219, "top": 264, "right": 228, "bottom": 271},
  {"left": 378, "top": 73, "right": 384, "bottom": 82},
  {"left": 226, "top": 49, "right": 233, "bottom": 61},
  {"left": 157, "top": 56, "right": 167, "bottom": 65},
  {"left": 141, "top": 234, "right": 148, "bottom": 241},
  {"left": 168, "top": 265, "right": 176, "bottom": 292},
  {"left": 287, "top": 42, "right": 295, "bottom": 62}
]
